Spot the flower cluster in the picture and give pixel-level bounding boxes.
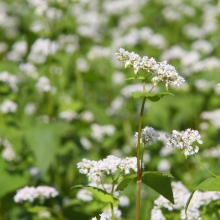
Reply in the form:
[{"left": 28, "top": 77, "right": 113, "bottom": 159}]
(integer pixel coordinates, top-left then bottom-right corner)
[
  {"left": 77, "top": 155, "right": 137, "bottom": 183},
  {"left": 165, "top": 128, "right": 203, "bottom": 158},
  {"left": 151, "top": 181, "right": 220, "bottom": 220},
  {"left": 135, "top": 126, "right": 160, "bottom": 145},
  {"left": 115, "top": 48, "right": 185, "bottom": 89},
  {"left": 14, "top": 186, "right": 58, "bottom": 203}
]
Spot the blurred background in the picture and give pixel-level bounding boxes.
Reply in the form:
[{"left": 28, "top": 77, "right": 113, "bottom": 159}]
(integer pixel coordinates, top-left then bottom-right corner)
[{"left": 0, "top": 0, "right": 220, "bottom": 219}]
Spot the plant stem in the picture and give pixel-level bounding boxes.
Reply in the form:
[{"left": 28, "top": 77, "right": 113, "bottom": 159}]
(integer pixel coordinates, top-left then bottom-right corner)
[
  {"left": 193, "top": 155, "right": 218, "bottom": 178},
  {"left": 111, "top": 202, "right": 115, "bottom": 220},
  {"left": 135, "top": 97, "right": 146, "bottom": 220}
]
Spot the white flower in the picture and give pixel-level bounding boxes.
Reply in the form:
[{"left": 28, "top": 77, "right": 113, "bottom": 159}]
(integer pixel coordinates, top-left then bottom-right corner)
[
  {"left": 0, "top": 100, "right": 17, "bottom": 113},
  {"left": 77, "top": 155, "right": 137, "bottom": 183},
  {"left": 36, "top": 76, "right": 51, "bottom": 93},
  {"left": 165, "top": 129, "right": 202, "bottom": 158},
  {"left": 115, "top": 48, "right": 185, "bottom": 88},
  {"left": 76, "top": 188, "right": 93, "bottom": 202},
  {"left": 58, "top": 110, "right": 78, "bottom": 121},
  {"left": 135, "top": 126, "right": 160, "bottom": 145},
  {"left": 91, "top": 124, "right": 115, "bottom": 142},
  {"left": 24, "top": 102, "right": 37, "bottom": 115},
  {"left": 14, "top": 186, "right": 58, "bottom": 203},
  {"left": 2, "top": 146, "right": 17, "bottom": 162}
]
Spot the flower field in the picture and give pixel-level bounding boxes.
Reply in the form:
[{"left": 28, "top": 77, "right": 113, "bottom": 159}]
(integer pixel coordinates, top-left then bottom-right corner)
[{"left": 1, "top": 0, "right": 220, "bottom": 219}]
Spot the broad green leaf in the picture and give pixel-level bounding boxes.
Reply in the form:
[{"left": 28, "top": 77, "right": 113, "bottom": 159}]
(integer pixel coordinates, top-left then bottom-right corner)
[
  {"left": 185, "top": 177, "right": 220, "bottom": 215},
  {"left": 28, "top": 206, "right": 48, "bottom": 213},
  {"left": 72, "top": 185, "right": 118, "bottom": 205},
  {"left": 116, "top": 174, "right": 137, "bottom": 191},
  {"left": 0, "top": 158, "right": 29, "bottom": 198},
  {"left": 132, "top": 92, "right": 174, "bottom": 101},
  {"left": 142, "top": 171, "right": 174, "bottom": 204},
  {"left": 25, "top": 122, "right": 70, "bottom": 174}
]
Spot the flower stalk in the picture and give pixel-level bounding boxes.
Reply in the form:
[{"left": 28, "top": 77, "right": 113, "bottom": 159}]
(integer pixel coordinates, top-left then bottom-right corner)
[{"left": 135, "top": 97, "right": 146, "bottom": 220}]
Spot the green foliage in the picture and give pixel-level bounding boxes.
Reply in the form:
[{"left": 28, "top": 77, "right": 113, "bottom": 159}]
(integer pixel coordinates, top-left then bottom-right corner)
[
  {"left": 72, "top": 185, "right": 118, "bottom": 205},
  {"left": 142, "top": 171, "right": 174, "bottom": 204}
]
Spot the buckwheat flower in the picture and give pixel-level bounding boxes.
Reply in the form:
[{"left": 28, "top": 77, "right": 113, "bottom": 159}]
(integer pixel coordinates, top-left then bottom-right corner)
[
  {"left": 119, "top": 195, "right": 130, "bottom": 207},
  {"left": 2, "top": 147, "right": 17, "bottom": 162},
  {"left": 77, "top": 156, "right": 137, "bottom": 183},
  {"left": 135, "top": 126, "right": 160, "bottom": 145},
  {"left": 38, "top": 210, "right": 51, "bottom": 219},
  {"left": 0, "top": 100, "right": 17, "bottom": 113},
  {"left": 36, "top": 76, "right": 51, "bottom": 93},
  {"left": 115, "top": 48, "right": 185, "bottom": 88},
  {"left": 14, "top": 186, "right": 39, "bottom": 203},
  {"left": 19, "top": 62, "right": 38, "bottom": 79},
  {"left": 165, "top": 129, "right": 203, "bottom": 158},
  {"left": 24, "top": 102, "right": 37, "bottom": 115},
  {"left": 76, "top": 188, "right": 93, "bottom": 202},
  {"left": 58, "top": 110, "right": 78, "bottom": 121},
  {"left": 92, "top": 217, "right": 97, "bottom": 220},
  {"left": 36, "top": 186, "right": 58, "bottom": 200},
  {"left": 102, "top": 207, "right": 122, "bottom": 219}
]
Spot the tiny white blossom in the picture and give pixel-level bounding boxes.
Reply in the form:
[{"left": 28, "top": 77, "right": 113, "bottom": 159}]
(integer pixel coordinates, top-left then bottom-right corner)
[
  {"left": 58, "top": 110, "right": 78, "bottom": 121},
  {"left": 165, "top": 129, "right": 202, "bottom": 158},
  {"left": 14, "top": 186, "right": 58, "bottom": 203},
  {"left": 115, "top": 48, "right": 185, "bottom": 88},
  {"left": 36, "top": 76, "right": 51, "bottom": 93},
  {"left": 77, "top": 155, "right": 137, "bottom": 183},
  {"left": 135, "top": 126, "right": 160, "bottom": 145},
  {"left": 0, "top": 100, "right": 17, "bottom": 113}
]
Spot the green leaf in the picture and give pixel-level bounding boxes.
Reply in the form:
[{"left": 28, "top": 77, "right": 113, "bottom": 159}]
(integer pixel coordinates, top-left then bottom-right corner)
[
  {"left": 131, "top": 92, "right": 174, "bottom": 101},
  {"left": 142, "top": 171, "right": 174, "bottom": 204},
  {"left": 28, "top": 206, "right": 48, "bottom": 213},
  {"left": 72, "top": 185, "right": 118, "bottom": 205},
  {"left": 0, "top": 158, "right": 29, "bottom": 198},
  {"left": 25, "top": 122, "right": 70, "bottom": 174},
  {"left": 185, "top": 177, "right": 220, "bottom": 215},
  {"left": 116, "top": 174, "right": 137, "bottom": 191}
]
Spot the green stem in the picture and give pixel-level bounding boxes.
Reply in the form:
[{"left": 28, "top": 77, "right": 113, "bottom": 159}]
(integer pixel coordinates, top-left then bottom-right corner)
[
  {"left": 111, "top": 202, "right": 115, "bottom": 220},
  {"left": 193, "top": 155, "right": 218, "bottom": 178},
  {"left": 135, "top": 97, "right": 146, "bottom": 220},
  {"left": 141, "top": 144, "right": 147, "bottom": 174}
]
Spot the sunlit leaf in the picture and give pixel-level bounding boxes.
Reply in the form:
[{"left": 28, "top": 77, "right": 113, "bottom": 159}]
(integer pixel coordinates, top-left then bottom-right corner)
[
  {"left": 72, "top": 185, "right": 118, "bottom": 205},
  {"left": 132, "top": 92, "right": 174, "bottom": 101},
  {"left": 142, "top": 171, "right": 174, "bottom": 204},
  {"left": 116, "top": 174, "right": 136, "bottom": 191},
  {"left": 185, "top": 177, "right": 220, "bottom": 215}
]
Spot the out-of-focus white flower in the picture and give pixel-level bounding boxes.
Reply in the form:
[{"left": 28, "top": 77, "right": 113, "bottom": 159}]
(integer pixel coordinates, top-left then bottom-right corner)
[
  {"left": 6, "top": 41, "right": 27, "bottom": 61},
  {"left": 0, "top": 71, "right": 18, "bottom": 92},
  {"left": 76, "top": 188, "right": 93, "bottom": 202},
  {"left": 28, "top": 38, "right": 58, "bottom": 64},
  {"left": 2, "top": 146, "right": 17, "bottom": 162},
  {"left": 0, "top": 100, "right": 17, "bottom": 113},
  {"left": 24, "top": 102, "right": 37, "bottom": 115},
  {"left": 119, "top": 195, "right": 130, "bottom": 207},
  {"left": 14, "top": 186, "right": 58, "bottom": 203},
  {"left": 38, "top": 210, "right": 51, "bottom": 219},
  {"left": 201, "top": 109, "right": 220, "bottom": 128},
  {"left": 0, "top": 42, "right": 8, "bottom": 53},
  {"left": 19, "top": 63, "right": 38, "bottom": 79},
  {"left": 80, "top": 137, "right": 92, "bottom": 150},
  {"left": 157, "top": 159, "right": 171, "bottom": 172},
  {"left": 77, "top": 155, "right": 137, "bottom": 183},
  {"left": 91, "top": 124, "right": 115, "bottom": 142},
  {"left": 36, "top": 76, "right": 51, "bottom": 93},
  {"left": 27, "top": 0, "right": 48, "bottom": 16},
  {"left": 135, "top": 126, "right": 160, "bottom": 145},
  {"left": 76, "top": 58, "right": 89, "bottom": 72},
  {"left": 165, "top": 129, "right": 202, "bottom": 158},
  {"left": 58, "top": 110, "right": 78, "bottom": 121},
  {"left": 111, "top": 71, "right": 125, "bottom": 85},
  {"left": 191, "top": 39, "right": 213, "bottom": 54},
  {"left": 81, "top": 110, "right": 94, "bottom": 122}
]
